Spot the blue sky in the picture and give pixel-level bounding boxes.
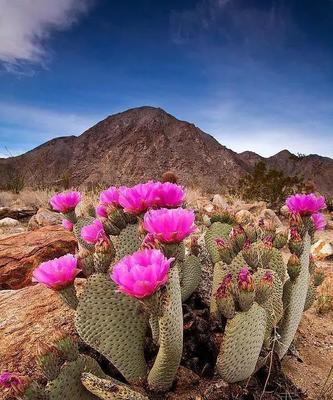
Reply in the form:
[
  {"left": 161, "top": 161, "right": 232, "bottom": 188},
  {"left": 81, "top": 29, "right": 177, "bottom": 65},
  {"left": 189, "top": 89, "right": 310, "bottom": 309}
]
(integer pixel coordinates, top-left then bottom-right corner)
[{"left": 0, "top": 0, "right": 332, "bottom": 158}]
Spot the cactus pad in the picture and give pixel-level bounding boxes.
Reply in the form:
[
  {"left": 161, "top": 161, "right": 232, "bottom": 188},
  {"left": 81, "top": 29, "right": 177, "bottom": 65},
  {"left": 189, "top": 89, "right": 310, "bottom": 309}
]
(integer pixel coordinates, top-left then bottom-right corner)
[
  {"left": 114, "top": 223, "right": 141, "bottom": 261},
  {"left": 81, "top": 373, "right": 149, "bottom": 400},
  {"left": 216, "top": 302, "right": 267, "bottom": 383},
  {"left": 47, "top": 355, "right": 106, "bottom": 400},
  {"left": 304, "top": 281, "right": 316, "bottom": 311},
  {"left": 75, "top": 273, "right": 148, "bottom": 383},
  {"left": 276, "top": 233, "right": 311, "bottom": 359},
  {"left": 180, "top": 255, "right": 202, "bottom": 302},
  {"left": 269, "top": 248, "right": 288, "bottom": 284},
  {"left": 205, "top": 222, "right": 232, "bottom": 264},
  {"left": 73, "top": 217, "right": 95, "bottom": 252}
]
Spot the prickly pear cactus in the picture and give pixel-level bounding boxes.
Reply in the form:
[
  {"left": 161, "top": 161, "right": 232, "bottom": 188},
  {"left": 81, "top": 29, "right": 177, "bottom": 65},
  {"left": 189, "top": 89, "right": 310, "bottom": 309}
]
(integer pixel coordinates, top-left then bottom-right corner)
[
  {"left": 268, "top": 248, "right": 288, "bottom": 284},
  {"left": 304, "top": 280, "right": 316, "bottom": 311},
  {"left": 47, "top": 355, "right": 106, "bottom": 400},
  {"left": 75, "top": 273, "right": 148, "bottom": 383},
  {"left": 147, "top": 266, "right": 183, "bottom": 391},
  {"left": 81, "top": 373, "right": 149, "bottom": 400},
  {"left": 205, "top": 222, "right": 232, "bottom": 264},
  {"left": 276, "top": 233, "right": 311, "bottom": 359},
  {"left": 180, "top": 254, "right": 202, "bottom": 301},
  {"left": 73, "top": 217, "right": 95, "bottom": 252},
  {"left": 114, "top": 223, "right": 141, "bottom": 261},
  {"left": 216, "top": 302, "right": 267, "bottom": 383}
]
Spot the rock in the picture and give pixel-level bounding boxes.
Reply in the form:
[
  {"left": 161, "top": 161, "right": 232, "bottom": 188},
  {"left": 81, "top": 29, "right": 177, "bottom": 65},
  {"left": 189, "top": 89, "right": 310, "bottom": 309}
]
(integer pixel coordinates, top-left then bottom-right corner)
[
  {"left": 259, "top": 209, "right": 283, "bottom": 227},
  {"left": 0, "top": 217, "right": 20, "bottom": 227},
  {"left": 202, "top": 214, "right": 211, "bottom": 227},
  {"left": 212, "top": 194, "right": 228, "bottom": 209},
  {"left": 0, "top": 206, "right": 36, "bottom": 220},
  {"left": 203, "top": 203, "right": 214, "bottom": 213},
  {"left": 28, "top": 208, "right": 62, "bottom": 231},
  {"left": 0, "top": 283, "right": 75, "bottom": 382},
  {"left": 233, "top": 201, "right": 267, "bottom": 215},
  {"left": 235, "top": 210, "right": 254, "bottom": 225},
  {"left": 311, "top": 240, "right": 333, "bottom": 260},
  {"left": 0, "top": 226, "right": 77, "bottom": 290},
  {"left": 280, "top": 205, "right": 290, "bottom": 218}
]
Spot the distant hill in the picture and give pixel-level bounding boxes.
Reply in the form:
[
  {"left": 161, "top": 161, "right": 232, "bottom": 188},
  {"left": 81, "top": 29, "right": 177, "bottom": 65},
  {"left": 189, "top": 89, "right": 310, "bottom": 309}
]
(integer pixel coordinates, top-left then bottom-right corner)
[{"left": 0, "top": 106, "right": 332, "bottom": 196}]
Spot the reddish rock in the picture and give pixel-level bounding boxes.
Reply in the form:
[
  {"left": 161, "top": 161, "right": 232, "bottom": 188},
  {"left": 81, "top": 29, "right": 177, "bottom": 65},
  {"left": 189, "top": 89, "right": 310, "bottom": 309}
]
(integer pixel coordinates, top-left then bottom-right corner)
[
  {"left": 0, "top": 226, "right": 77, "bottom": 289},
  {"left": 0, "top": 283, "right": 75, "bottom": 392}
]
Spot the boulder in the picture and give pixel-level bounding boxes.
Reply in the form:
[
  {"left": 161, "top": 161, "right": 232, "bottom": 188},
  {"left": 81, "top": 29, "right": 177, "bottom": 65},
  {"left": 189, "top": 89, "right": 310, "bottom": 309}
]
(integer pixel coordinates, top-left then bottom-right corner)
[
  {"left": 202, "top": 214, "right": 211, "bottom": 227},
  {"left": 311, "top": 240, "right": 333, "bottom": 260},
  {"left": 0, "top": 217, "right": 20, "bottom": 227},
  {"left": 28, "top": 208, "right": 62, "bottom": 231},
  {"left": 0, "top": 206, "right": 36, "bottom": 220},
  {"left": 259, "top": 209, "right": 283, "bottom": 227},
  {"left": 0, "top": 226, "right": 77, "bottom": 290},
  {"left": 235, "top": 210, "right": 254, "bottom": 225},
  {"left": 0, "top": 283, "right": 75, "bottom": 383},
  {"left": 203, "top": 203, "right": 214, "bottom": 213},
  {"left": 212, "top": 194, "right": 228, "bottom": 209},
  {"left": 280, "top": 205, "right": 290, "bottom": 218}
]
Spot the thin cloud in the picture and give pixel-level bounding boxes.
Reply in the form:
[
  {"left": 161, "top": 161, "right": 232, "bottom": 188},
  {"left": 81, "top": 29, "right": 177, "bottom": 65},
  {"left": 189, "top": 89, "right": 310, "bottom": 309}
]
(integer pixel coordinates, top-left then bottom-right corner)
[{"left": 0, "top": 0, "right": 93, "bottom": 68}]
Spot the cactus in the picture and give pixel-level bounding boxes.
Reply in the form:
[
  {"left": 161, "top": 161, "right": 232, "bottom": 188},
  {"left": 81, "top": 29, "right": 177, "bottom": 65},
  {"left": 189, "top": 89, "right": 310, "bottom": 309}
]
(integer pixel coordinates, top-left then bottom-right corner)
[
  {"left": 114, "top": 223, "right": 141, "bottom": 261},
  {"left": 180, "top": 254, "right": 202, "bottom": 302},
  {"left": 73, "top": 217, "right": 95, "bottom": 252},
  {"left": 205, "top": 222, "right": 232, "bottom": 264}
]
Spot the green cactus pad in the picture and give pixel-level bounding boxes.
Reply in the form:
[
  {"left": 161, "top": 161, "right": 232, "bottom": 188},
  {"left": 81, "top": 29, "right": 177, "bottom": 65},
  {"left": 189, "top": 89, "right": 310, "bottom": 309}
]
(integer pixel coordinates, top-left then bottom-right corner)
[
  {"left": 228, "top": 252, "right": 247, "bottom": 277},
  {"left": 304, "top": 281, "right": 316, "bottom": 311},
  {"left": 269, "top": 248, "right": 288, "bottom": 284},
  {"left": 216, "top": 302, "right": 267, "bottom": 383},
  {"left": 276, "top": 233, "right": 311, "bottom": 359},
  {"left": 254, "top": 269, "right": 284, "bottom": 343},
  {"left": 73, "top": 217, "right": 95, "bottom": 252},
  {"left": 75, "top": 273, "right": 148, "bottom": 383},
  {"left": 147, "top": 266, "right": 183, "bottom": 392},
  {"left": 205, "top": 222, "right": 232, "bottom": 264},
  {"left": 210, "top": 261, "right": 229, "bottom": 316},
  {"left": 114, "top": 223, "right": 141, "bottom": 261},
  {"left": 47, "top": 355, "right": 106, "bottom": 400},
  {"left": 180, "top": 255, "right": 202, "bottom": 302},
  {"left": 81, "top": 373, "right": 149, "bottom": 400}
]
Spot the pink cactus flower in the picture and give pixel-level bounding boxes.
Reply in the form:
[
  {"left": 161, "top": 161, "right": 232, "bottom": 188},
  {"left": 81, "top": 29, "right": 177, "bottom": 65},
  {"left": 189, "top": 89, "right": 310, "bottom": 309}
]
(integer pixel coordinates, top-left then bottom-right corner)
[
  {"left": 0, "top": 372, "right": 22, "bottom": 388},
  {"left": 100, "top": 187, "right": 120, "bottom": 207},
  {"left": 96, "top": 204, "right": 108, "bottom": 218},
  {"left": 62, "top": 219, "right": 73, "bottom": 231},
  {"left": 286, "top": 193, "right": 325, "bottom": 215},
  {"left": 215, "top": 238, "right": 225, "bottom": 247},
  {"left": 81, "top": 219, "right": 106, "bottom": 244},
  {"left": 111, "top": 249, "right": 173, "bottom": 298},
  {"left": 119, "top": 182, "right": 160, "bottom": 214},
  {"left": 311, "top": 213, "right": 327, "bottom": 231},
  {"left": 50, "top": 191, "right": 81, "bottom": 213},
  {"left": 156, "top": 182, "right": 185, "bottom": 208},
  {"left": 143, "top": 208, "right": 197, "bottom": 243},
  {"left": 238, "top": 267, "right": 254, "bottom": 291},
  {"left": 32, "top": 254, "right": 80, "bottom": 290}
]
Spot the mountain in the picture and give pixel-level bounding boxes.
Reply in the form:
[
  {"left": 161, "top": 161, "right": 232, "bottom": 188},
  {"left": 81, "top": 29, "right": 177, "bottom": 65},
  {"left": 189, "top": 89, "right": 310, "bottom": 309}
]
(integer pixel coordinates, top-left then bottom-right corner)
[{"left": 0, "top": 106, "right": 332, "bottom": 196}]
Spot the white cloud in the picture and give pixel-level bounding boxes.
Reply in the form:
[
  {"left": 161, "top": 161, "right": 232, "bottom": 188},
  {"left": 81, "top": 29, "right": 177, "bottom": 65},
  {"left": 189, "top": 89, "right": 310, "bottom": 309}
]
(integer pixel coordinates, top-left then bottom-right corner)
[
  {"left": 0, "top": 0, "right": 93, "bottom": 66},
  {"left": 0, "top": 102, "right": 104, "bottom": 141}
]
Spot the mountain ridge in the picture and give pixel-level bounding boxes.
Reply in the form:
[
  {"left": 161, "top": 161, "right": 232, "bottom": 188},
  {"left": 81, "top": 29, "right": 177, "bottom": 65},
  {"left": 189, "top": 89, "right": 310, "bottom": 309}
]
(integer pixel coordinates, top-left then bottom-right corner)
[{"left": 0, "top": 106, "right": 332, "bottom": 195}]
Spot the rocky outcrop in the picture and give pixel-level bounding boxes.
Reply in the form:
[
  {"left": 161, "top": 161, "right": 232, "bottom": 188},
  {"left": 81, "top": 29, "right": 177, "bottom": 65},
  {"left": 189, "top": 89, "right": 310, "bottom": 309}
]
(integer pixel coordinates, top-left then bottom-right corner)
[
  {"left": 28, "top": 208, "right": 62, "bottom": 231},
  {"left": 0, "top": 283, "right": 75, "bottom": 385},
  {"left": 0, "top": 226, "right": 77, "bottom": 289}
]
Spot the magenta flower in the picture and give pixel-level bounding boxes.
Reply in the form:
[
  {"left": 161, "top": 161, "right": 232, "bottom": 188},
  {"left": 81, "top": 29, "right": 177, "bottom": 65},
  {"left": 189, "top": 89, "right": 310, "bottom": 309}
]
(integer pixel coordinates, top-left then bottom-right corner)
[
  {"left": 32, "top": 254, "right": 80, "bottom": 290},
  {"left": 111, "top": 249, "right": 173, "bottom": 298},
  {"left": 100, "top": 187, "right": 120, "bottom": 207},
  {"left": 143, "top": 208, "right": 197, "bottom": 243},
  {"left": 96, "top": 204, "right": 108, "bottom": 218},
  {"left": 62, "top": 219, "right": 73, "bottom": 231},
  {"left": 156, "top": 182, "right": 185, "bottom": 208},
  {"left": 81, "top": 219, "right": 106, "bottom": 244},
  {"left": 312, "top": 213, "right": 327, "bottom": 231},
  {"left": 118, "top": 181, "right": 160, "bottom": 214},
  {"left": 286, "top": 193, "right": 325, "bottom": 215},
  {"left": 50, "top": 191, "right": 81, "bottom": 213},
  {"left": 0, "top": 372, "right": 22, "bottom": 388}
]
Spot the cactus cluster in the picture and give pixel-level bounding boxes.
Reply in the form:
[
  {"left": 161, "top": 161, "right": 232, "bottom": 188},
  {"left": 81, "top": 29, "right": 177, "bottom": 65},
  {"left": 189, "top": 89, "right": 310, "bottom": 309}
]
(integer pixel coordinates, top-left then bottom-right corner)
[{"left": 1, "top": 188, "right": 327, "bottom": 399}]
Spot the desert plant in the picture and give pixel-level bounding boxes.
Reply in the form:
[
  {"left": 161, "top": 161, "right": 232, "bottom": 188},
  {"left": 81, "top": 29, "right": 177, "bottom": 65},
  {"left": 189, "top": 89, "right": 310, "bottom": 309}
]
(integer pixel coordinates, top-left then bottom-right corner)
[{"left": 238, "top": 161, "right": 304, "bottom": 208}]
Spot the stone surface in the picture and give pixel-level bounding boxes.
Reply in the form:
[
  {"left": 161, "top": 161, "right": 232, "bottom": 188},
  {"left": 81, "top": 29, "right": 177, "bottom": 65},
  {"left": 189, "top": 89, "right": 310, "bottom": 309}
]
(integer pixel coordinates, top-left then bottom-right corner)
[
  {"left": 0, "top": 226, "right": 77, "bottom": 289},
  {"left": 212, "top": 194, "right": 228, "bottom": 209},
  {"left": 259, "top": 208, "right": 283, "bottom": 227},
  {"left": 0, "top": 206, "right": 36, "bottom": 220},
  {"left": 0, "top": 283, "right": 75, "bottom": 388},
  {"left": 202, "top": 214, "right": 211, "bottom": 227},
  {"left": 280, "top": 205, "right": 290, "bottom": 218},
  {"left": 235, "top": 209, "right": 254, "bottom": 225},
  {"left": 311, "top": 240, "right": 333, "bottom": 260},
  {"left": 0, "top": 217, "right": 20, "bottom": 227},
  {"left": 28, "top": 207, "right": 62, "bottom": 231}
]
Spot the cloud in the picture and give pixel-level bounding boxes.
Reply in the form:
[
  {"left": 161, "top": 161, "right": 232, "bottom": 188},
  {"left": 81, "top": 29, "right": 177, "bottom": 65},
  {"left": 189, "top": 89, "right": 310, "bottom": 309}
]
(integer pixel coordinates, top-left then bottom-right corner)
[
  {"left": 0, "top": 101, "right": 104, "bottom": 156},
  {"left": 0, "top": 0, "right": 93, "bottom": 67}
]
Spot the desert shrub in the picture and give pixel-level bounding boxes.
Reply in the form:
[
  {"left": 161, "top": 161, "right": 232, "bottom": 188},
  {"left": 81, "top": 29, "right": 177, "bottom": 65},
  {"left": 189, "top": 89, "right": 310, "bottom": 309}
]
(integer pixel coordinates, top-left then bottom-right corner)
[
  {"left": 4, "top": 167, "right": 25, "bottom": 194},
  {"left": 238, "top": 161, "right": 304, "bottom": 208}
]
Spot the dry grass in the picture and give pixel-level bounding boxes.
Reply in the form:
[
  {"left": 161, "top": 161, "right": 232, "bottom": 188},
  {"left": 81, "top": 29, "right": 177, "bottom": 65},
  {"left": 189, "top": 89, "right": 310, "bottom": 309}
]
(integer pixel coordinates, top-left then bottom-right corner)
[
  {"left": 319, "top": 366, "right": 333, "bottom": 400},
  {"left": 0, "top": 189, "right": 55, "bottom": 209},
  {"left": 185, "top": 187, "right": 207, "bottom": 209}
]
